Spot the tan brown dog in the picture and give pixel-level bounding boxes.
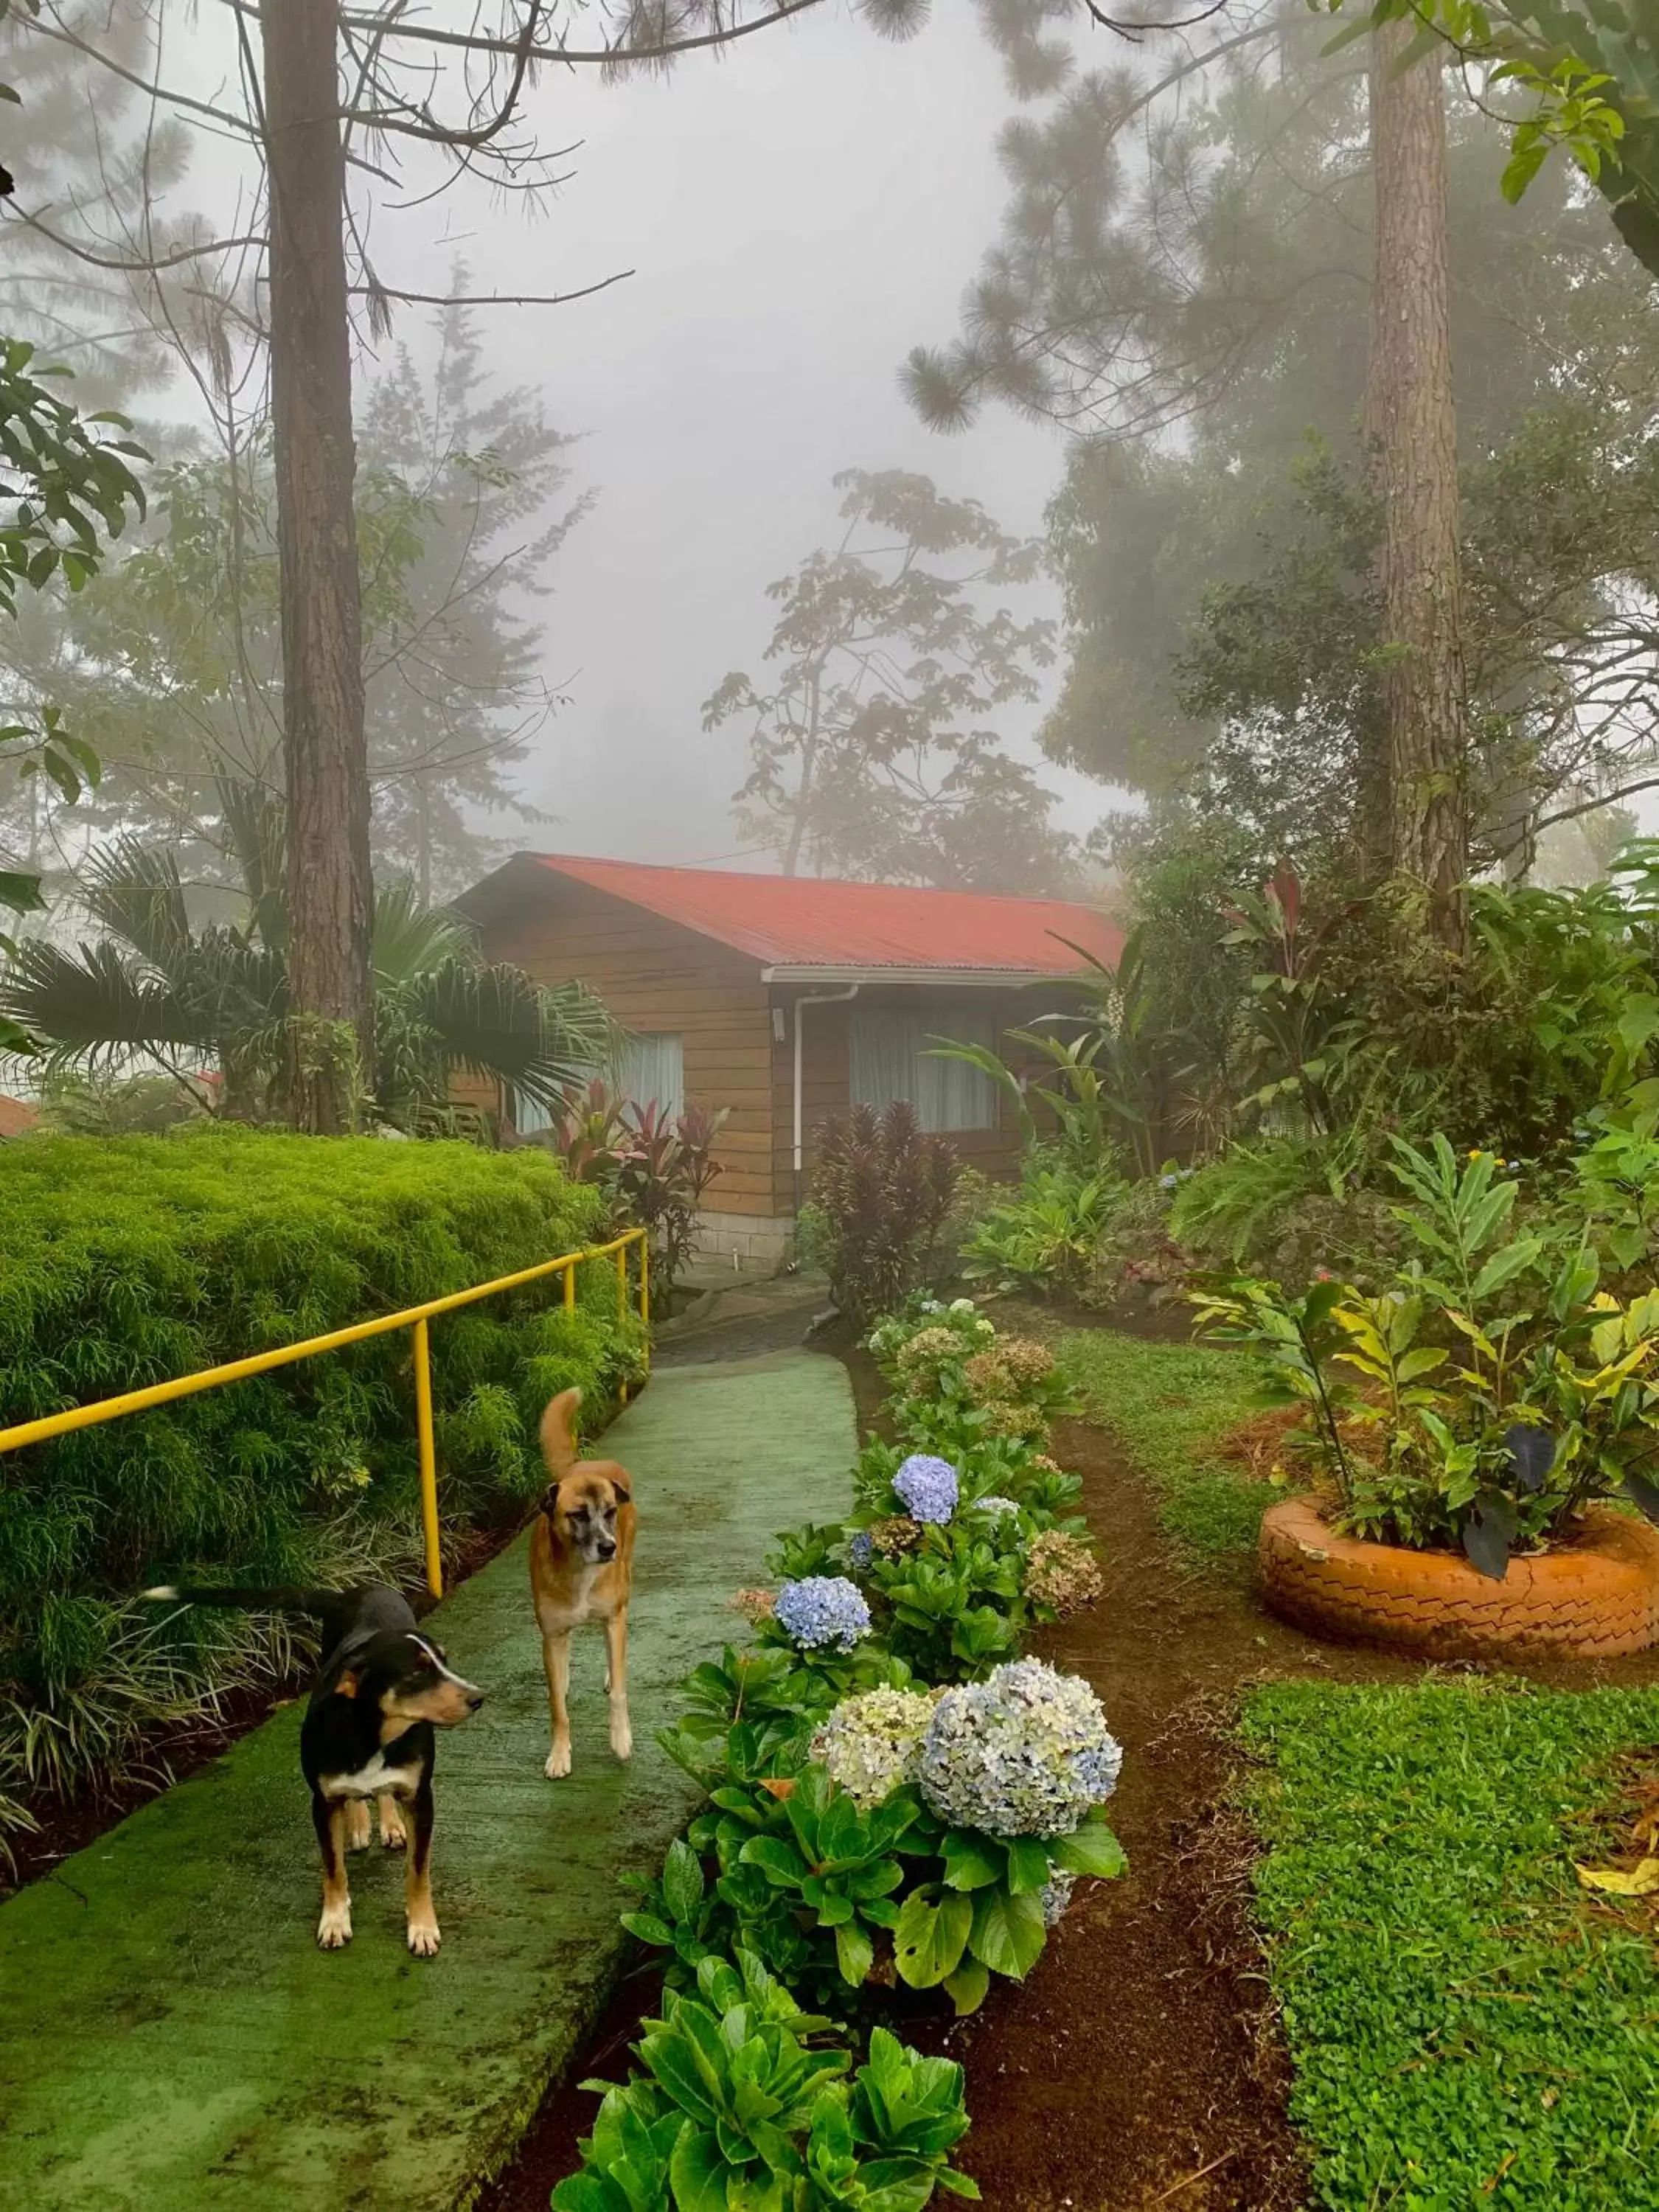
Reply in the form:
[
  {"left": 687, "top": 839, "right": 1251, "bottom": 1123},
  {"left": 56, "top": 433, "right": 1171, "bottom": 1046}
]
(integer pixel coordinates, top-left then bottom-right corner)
[{"left": 529, "top": 1386, "right": 636, "bottom": 1779}]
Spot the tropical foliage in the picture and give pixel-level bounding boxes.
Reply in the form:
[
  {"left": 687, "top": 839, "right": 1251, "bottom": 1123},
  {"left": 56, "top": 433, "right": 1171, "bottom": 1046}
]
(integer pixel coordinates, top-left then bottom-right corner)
[
  {"left": 804, "top": 1102, "right": 961, "bottom": 1327},
  {"left": 1195, "top": 1137, "right": 1659, "bottom": 1573},
  {"left": 543, "top": 1079, "right": 728, "bottom": 1290},
  {"left": 0, "top": 785, "right": 613, "bottom": 1128}
]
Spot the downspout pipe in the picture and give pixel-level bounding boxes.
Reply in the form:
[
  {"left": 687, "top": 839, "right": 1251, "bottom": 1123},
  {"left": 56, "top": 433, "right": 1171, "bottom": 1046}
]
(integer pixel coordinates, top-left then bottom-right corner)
[{"left": 791, "top": 982, "right": 860, "bottom": 1217}]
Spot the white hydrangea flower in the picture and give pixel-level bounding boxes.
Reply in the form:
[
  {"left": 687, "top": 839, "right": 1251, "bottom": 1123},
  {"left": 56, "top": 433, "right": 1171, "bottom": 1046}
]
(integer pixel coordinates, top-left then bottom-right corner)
[{"left": 811, "top": 1687, "right": 938, "bottom": 1812}]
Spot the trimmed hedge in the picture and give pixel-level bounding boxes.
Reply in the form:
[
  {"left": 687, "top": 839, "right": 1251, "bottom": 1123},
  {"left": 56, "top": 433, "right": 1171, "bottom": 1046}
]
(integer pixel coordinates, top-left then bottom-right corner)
[{"left": 0, "top": 1129, "right": 644, "bottom": 1834}]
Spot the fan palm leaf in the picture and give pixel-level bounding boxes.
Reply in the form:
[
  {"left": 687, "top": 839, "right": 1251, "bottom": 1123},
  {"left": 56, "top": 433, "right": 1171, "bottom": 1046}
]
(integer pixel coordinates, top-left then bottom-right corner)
[
  {"left": 4, "top": 815, "right": 616, "bottom": 1127},
  {"left": 77, "top": 839, "right": 196, "bottom": 983},
  {"left": 403, "top": 963, "right": 616, "bottom": 1114},
  {"left": 215, "top": 776, "right": 287, "bottom": 953},
  {"left": 0, "top": 940, "right": 215, "bottom": 1073},
  {"left": 372, "top": 874, "right": 478, "bottom": 985}
]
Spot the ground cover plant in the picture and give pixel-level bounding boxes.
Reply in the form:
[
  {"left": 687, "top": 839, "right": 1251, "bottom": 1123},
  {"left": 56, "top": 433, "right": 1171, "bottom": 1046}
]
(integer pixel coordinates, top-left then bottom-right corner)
[
  {"left": 0, "top": 1128, "right": 644, "bottom": 1857},
  {"left": 557, "top": 1298, "right": 1121, "bottom": 2210},
  {"left": 1242, "top": 1679, "right": 1659, "bottom": 2211},
  {"left": 1054, "top": 1325, "right": 1267, "bottom": 1562}
]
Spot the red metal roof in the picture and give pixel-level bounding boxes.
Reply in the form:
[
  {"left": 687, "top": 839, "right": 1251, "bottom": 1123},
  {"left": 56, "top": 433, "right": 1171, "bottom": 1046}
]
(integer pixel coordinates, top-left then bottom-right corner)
[{"left": 523, "top": 854, "right": 1123, "bottom": 976}]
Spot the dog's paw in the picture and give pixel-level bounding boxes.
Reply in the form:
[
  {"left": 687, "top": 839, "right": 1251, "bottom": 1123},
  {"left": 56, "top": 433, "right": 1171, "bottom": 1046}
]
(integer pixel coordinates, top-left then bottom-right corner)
[
  {"left": 380, "top": 1817, "right": 408, "bottom": 1851},
  {"left": 544, "top": 1741, "right": 572, "bottom": 1780},
  {"left": 345, "top": 1801, "right": 372, "bottom": 1853},
  {"left": 406, "top": 1917, "right": 441, "bottom": 1958},
  {"left": 316, "top": 1903, "right": 353, "bottom": 1950},
  {"left": 610, "top": 1717, "right": 633, "bottom": 1762}
]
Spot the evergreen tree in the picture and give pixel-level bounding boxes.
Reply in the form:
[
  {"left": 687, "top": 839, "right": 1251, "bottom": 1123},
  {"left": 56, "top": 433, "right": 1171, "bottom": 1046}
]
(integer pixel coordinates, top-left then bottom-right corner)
[
  {"left": 912, "top": 2, "right": 1659, "bottom": 881},
  {"left": 7, "top": 318, "right": 588, "bottom": 903}
]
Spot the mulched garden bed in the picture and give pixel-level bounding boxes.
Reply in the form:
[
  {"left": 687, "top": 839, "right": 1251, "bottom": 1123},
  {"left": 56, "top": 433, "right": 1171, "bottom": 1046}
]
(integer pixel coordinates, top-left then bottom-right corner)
[{"left": 479, "top": 1322, "right": 1659, "bottom": 2212}]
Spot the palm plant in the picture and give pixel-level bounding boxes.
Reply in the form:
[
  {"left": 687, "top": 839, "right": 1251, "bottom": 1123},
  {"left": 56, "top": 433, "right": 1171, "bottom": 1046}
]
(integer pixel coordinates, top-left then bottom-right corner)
[{"left": 0, "top": 783, "right": 613, "bottom": 1127}]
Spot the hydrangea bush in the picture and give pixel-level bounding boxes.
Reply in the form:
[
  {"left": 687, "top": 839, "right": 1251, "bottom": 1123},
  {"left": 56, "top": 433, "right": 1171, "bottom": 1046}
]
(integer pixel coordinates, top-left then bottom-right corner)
[
  {"left": 1023, "top": 1529, "right": 1104, "bottom": 1618},
  {"left": 573, "top": 1302, "right": 1123, "bottom": 2205},
  {"left": 919, "top": 1659, "right": 1122, "bottom": 1837}
]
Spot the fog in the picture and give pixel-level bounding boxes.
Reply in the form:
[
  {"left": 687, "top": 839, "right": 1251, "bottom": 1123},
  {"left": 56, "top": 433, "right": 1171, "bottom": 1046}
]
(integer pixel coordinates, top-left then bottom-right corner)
[{"left": 213, "top": 4, "right": 1125, "bottom": 872}]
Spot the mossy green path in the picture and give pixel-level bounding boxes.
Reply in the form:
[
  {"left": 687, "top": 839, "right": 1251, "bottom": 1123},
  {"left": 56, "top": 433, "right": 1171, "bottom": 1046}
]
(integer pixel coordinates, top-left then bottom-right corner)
[{"left": 0, "top": 1350, "right": 855, "bottom": 2212}]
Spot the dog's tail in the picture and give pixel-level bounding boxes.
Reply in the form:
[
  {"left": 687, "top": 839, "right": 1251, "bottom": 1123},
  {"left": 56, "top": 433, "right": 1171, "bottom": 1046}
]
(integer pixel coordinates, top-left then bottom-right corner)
[
  {"left": 139, "top": 1584, "right": 341, "bottom": 1615},
  {"left": 538, "top": 1386, "right": 582, "bottom": 1481}
]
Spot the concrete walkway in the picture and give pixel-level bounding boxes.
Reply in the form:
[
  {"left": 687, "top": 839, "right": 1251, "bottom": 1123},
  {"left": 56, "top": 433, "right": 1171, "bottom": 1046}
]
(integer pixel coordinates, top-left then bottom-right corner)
[{"left": 0, "top": 1352, "right": 855, "bottom": 2212}]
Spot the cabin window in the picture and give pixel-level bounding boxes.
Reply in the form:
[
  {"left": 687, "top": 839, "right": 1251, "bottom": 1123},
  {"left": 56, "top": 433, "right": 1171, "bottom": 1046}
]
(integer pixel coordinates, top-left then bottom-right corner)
[
  {"left": 622, "top": 1032, "right": 686, "bottom": 1120},
  {"left": 510, "top": 1031, "right": 684, "bottom": 1134},
  {"left": 849, "top": 1003, "right": 999, "bottom": 1133}
]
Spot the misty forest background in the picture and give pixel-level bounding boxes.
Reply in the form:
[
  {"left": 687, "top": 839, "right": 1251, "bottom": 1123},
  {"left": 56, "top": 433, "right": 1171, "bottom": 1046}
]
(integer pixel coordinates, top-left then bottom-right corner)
[{"left": 2, "top": 0, "right": 1658, "bottom": 1118}]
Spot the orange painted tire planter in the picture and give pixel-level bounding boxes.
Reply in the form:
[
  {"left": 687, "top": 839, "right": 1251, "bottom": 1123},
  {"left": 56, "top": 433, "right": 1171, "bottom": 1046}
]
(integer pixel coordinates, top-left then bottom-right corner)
[{"left": 1259, "top": 1496, "right": 1659, "bottom": 1661}]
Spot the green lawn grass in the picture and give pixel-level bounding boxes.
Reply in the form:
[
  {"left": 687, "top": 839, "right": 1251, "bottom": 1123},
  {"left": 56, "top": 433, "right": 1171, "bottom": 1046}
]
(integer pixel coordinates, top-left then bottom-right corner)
[
  {"left": 1242, "top": 1680, "right": 1659, "bottom": 2211},
  {"left": 1056, "top": 1326, "right": 1267, "bottom": 1560}
]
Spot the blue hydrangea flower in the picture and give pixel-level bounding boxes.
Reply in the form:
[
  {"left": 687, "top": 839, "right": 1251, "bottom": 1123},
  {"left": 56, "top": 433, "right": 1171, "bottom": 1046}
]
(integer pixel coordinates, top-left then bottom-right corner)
[
  {"left": 773, "top": 1575, "right": 872, "bottom": 1653},
  {"left": 893, "top": 1453, "right": 959, "bottom": 1525},
  {"left": 846, "top": 1529, "right": 875, "bottom": 1571},
  {"left": 919, "top": 1658, "right": 1122, "bottom": 1838}
]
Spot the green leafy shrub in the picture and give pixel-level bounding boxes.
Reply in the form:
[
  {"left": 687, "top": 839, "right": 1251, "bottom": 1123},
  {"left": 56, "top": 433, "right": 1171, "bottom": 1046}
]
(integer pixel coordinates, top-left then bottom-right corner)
[
  {"left": 0, "top": 1127, "right": 641, "bottom": 1837},
  {"left": 959, "top": 1156, "right": 1127, "bottom": 1295},
  {"left": 557, "top": 1952, "right": 979, "bottom": 2212},
  {"left": 1169, "top": 1132, "right": 1394, "bottom": 1280}
]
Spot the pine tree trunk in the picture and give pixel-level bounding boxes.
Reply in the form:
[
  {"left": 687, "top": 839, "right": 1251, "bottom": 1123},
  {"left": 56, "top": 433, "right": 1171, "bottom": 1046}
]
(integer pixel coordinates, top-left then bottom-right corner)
[
  {"left": 261, "top": 0, "right": 373, "bottom": 1130},
  {"left": 1366, "top": 21, "right": 1469, "bottom": 953}
]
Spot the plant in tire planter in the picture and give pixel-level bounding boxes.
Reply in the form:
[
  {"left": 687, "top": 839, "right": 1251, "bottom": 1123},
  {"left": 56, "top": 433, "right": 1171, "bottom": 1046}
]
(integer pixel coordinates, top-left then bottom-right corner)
[
  {"left": 1197, "top": 1135, "right": 1659, "bottom": 1583},
  {"left": 1197, "top": 1138, "right": 1659, "bottom": 1658}
]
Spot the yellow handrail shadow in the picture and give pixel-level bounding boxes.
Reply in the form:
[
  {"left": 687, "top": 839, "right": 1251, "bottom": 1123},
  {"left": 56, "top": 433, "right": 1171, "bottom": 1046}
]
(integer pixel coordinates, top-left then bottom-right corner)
[{"left": 0, "top": 1226, "right": 651, "bottom": 1599}]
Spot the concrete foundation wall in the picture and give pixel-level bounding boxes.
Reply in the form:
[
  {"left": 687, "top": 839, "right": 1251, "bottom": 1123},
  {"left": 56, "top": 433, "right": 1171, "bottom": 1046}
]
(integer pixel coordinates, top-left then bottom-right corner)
[{"left": 690, "top": 1208, "right": 796, "bottom": 1275}]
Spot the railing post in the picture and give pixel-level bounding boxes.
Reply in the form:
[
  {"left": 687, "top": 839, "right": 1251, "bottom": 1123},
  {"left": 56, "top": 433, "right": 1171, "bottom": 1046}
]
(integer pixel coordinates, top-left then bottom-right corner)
[
  {"left": 413, "top": 1316, "right": 442, "bottom": 1599},
  {"left": 563, "top": 1259, "right": 577, "bottom": 1314},
  {"left": 639, "top": 1235, "right": 650, "bottom": 1376}
]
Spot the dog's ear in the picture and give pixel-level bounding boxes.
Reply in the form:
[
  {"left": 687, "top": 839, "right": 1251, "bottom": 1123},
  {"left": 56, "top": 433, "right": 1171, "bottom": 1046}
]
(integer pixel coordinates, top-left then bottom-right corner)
[
  {"left": 336, "top": 1669, "right": 361, "bottom": 1700},
  {"left": 538, "top": 1481, "right": 563, "bottom": 1520},
  {"left": 608, "top": 1468, "right": 633, "bottom": 1505}
]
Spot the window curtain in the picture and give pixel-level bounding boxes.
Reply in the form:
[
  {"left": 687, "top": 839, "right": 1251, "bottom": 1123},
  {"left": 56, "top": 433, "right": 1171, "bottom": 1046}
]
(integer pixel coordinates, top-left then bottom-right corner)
[
  {"left": 849, "top": 1001, "right": 998, "bottom": 1133},
  {"left": 509, "top": 1032, "right": 685, "bottom": 1134}
]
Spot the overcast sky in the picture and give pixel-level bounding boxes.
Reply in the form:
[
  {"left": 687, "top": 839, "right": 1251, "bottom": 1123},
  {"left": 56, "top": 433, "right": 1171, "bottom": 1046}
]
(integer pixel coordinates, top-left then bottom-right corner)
[{"left": 343, "top": 2, "right": 1126, "bottom": 870}]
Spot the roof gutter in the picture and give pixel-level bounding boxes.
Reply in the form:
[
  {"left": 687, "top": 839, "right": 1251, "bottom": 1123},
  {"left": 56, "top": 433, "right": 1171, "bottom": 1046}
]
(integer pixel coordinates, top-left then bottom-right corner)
[{"left": 761, "top": 964, "right": 1074, "bottom": 989}]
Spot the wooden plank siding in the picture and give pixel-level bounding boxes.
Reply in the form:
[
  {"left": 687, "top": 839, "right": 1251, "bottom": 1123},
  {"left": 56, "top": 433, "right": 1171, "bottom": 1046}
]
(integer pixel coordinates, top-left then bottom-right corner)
[{"left": 475, "top": 877, "right": 781, "bottom": 1218}]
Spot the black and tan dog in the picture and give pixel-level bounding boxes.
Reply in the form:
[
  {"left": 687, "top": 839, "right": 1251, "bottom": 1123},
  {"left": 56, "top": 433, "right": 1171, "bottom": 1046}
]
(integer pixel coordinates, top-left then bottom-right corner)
[
  {"left": 530, "top": 1386, "right": 636, "bottom": 1779},
  {"left": 141, "top": 1582, "right": 482, "bottom": 1955}
]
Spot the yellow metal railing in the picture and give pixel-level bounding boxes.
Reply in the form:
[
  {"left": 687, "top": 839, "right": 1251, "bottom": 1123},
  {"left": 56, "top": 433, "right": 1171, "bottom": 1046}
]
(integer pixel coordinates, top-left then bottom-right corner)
[{"left": 0, "top": 1225, "right": 650, "bottom": 1600}]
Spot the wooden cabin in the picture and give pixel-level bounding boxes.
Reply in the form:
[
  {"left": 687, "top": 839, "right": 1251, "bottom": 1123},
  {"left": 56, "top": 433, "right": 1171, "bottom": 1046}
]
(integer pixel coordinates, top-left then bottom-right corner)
[{"left": 456, "top": 855, "right": 1124, "bottom": 1271}]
